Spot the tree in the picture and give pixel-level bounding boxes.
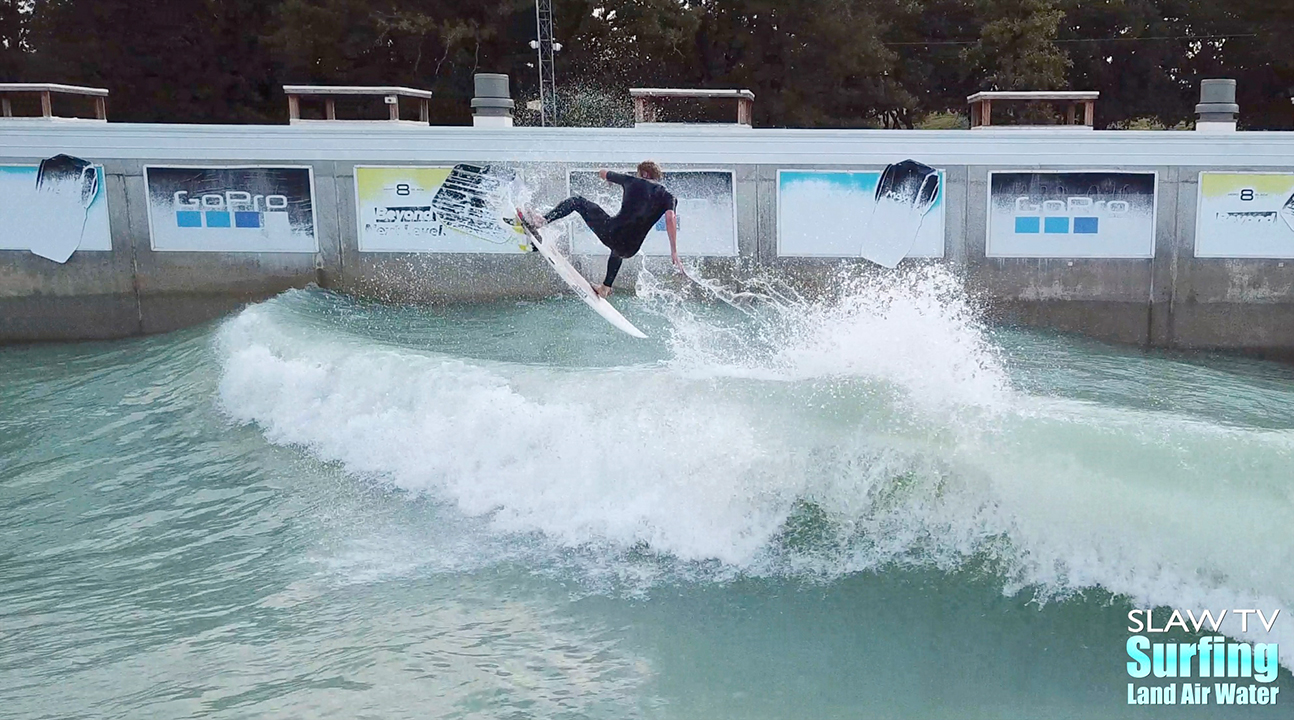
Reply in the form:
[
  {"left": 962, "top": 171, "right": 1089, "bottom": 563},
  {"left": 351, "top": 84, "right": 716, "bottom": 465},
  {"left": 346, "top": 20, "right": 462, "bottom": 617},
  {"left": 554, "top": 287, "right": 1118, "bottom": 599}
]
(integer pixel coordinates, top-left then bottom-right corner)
[
  {"left": 964, "top": 0, "right": 1069, "bottom": 90},
  {"left": 4, "top": 0, "right": 1290, "bottom": 129},
  {"left": 530, "top": 0, "right": 701, "bottom": 124},
  {"left": 1056, "top": 0, "right": 1198, "bottom": 128},
  {"left": 1179, "top": 0, "right": 1294, "bottom": 129},
  {"left": 695, "top": 0, "right": 897, "bottom": 127},
  {"left": 27, "top": 0, "right": 281, "bottom": 122},
  {"left": 555, "top": 0, "right": 698, "bottom": 85},
  {"left": 266, "top": 0, "right": 530, "bottom": 124},
  {"left": 882, "top": 0, "right": 983, "bottom": 124},
  {"left": 1054, "top": 0, "right": 1294, "bottom": 129},
  {"left": 0, "top": 0, "right": 28, "bottom": 79}
]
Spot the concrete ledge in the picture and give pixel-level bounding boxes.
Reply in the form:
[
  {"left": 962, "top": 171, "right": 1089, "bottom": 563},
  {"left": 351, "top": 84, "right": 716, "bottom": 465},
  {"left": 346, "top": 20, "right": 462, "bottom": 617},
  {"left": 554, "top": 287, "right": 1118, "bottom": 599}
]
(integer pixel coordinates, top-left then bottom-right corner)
[
  {"left": 0, "top": 250, "right": 135, "bottom": 297},
  {"left": 1169, "top": 301, "right": 1294, "bottom": 353},
  {"left": 983, "top": 299, "right": 1152, "bottom": 346},
  {"left": 0, "top": 294, "right": 140, "bottom": 342},
  {"left": 133, "top": 252, "right": 324, "bottom": 296},
  {"left": 2, "top": 124, "right": 1294, "bottom": 360},
  {"left": 334, "top": 254, "right": 565, "bottom": 304},
  {"left": 136, "top": 292, "right": 285, "bottom": 335},
  {"left": 969, "top": 259, "right": 1154, "bottom": 304}
]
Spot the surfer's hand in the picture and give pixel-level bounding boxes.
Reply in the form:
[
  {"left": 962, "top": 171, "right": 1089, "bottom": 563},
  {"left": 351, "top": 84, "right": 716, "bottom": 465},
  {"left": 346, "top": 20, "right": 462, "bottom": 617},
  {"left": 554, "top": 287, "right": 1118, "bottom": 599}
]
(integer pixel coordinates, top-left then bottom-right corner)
[
  {"left": 672, "top": 254, "right": 685, "bottom": 273},
  {"left": 592, "top": 284, "right": 612, "bottom": 298},
  {"left": 598, "top": 170, "right": 608, "bottom": 181}
]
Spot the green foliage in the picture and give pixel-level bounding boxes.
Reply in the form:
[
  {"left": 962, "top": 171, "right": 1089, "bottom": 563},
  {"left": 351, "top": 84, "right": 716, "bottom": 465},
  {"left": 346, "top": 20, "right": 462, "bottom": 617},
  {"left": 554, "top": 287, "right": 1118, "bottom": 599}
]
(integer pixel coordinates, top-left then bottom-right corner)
[
  {"left": 558, "top": 0, "right": 700, "bottom": 87},
  {"left": 1108, "top": 116, "right": 1192, "bottom": 130},
  {"left": 25, "top": 0, "right": 281, "bottom": 122},
  {"left": 882, "top": 0, "right": 981, "bottom": 124},
  {"left": 963, "top": 0, "right": 1070, "bottom": 90},
  {"left": 516, "top": 83, "right": 636, "bottom": 127},
  {"left": 916, "top": 110, "right": 970, "bottom": 129},
  {"left": 265, "top": 0, "right": 530, "bottom": 123},
  {"left": 694, "top": 0, "right": 897, "bottom": 127},
  {"left": 2, "top": 0, "right": 1291, "bottom": 129},
  {"left": 1, "top": 0, "right": 27, "bottom": 79}
]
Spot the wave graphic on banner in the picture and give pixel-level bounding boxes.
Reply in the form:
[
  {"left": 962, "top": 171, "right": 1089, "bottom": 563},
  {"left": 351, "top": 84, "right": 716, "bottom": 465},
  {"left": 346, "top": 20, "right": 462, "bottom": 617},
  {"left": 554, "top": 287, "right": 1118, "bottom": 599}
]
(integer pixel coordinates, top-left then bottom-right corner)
[
  {"left": 430, "top": 163, "right": 521, "bottom": 245},
  {"left": 1282, "top": 190, "right": 1294, "bottom": 234},
  {"left": 30, "top": 154, "right": 100, "bottom": 263},
  {"left": 860, "top": 159, "right": 941, "bottom": 268}
]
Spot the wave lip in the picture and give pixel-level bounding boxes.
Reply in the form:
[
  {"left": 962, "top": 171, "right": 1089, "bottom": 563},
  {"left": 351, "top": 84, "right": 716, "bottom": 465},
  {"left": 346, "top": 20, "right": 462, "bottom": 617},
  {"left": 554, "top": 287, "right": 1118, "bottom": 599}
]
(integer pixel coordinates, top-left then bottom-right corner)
[{"left": 640, "top": 265, "right": 1011, "bottom": 416}]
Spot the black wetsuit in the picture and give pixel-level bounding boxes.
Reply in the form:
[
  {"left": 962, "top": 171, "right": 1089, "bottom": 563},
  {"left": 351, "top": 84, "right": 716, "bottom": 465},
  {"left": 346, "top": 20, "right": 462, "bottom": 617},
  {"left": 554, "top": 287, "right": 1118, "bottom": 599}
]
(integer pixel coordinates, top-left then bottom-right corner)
[{"left": 543, "top": 172, "right": 677, "bottom": 287}]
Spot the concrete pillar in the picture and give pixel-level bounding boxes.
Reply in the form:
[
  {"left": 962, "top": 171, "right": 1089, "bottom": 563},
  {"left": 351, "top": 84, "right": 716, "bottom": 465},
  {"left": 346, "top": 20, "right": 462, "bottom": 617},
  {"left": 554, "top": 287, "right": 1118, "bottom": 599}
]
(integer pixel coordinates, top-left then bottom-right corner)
[
  {"left": 1195, "top": 79, "right": 1238, "bottom": 133},
  {"left": 472, "top": 73, "right": 515, "bottom": 128}
]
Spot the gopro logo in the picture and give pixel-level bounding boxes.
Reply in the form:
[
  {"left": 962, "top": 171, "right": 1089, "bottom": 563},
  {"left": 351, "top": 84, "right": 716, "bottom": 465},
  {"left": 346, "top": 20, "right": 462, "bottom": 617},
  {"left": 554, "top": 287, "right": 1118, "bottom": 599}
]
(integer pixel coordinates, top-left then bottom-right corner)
[
  {"left": 174, "top": 190, "right": 289, "bottom": 230},
  {"left": 1013, "top": 196, "right": 1129, "bottom": 235}
]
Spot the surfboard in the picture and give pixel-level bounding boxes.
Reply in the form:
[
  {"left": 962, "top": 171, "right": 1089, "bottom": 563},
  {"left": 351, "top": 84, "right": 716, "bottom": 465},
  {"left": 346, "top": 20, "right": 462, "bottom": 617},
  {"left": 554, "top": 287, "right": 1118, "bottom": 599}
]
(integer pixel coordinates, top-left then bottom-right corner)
[{"left": 515, "top": 210, "right": 648, "bottom": 339}]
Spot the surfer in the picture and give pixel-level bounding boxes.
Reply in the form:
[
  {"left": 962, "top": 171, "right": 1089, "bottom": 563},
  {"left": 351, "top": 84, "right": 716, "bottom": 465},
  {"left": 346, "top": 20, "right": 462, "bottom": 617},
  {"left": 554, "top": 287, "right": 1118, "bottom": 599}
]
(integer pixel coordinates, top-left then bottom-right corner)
[{"left": 528, "top": 161, "right": 682, "bottom": 297}]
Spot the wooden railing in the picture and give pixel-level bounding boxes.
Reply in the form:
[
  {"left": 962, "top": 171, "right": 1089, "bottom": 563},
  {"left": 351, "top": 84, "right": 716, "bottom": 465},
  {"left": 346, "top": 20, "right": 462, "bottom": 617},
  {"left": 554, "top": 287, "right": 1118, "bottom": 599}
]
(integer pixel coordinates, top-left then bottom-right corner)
[
  {"left": 629, "top": 88, "right": 756, "bottom": 126},
  {"left": 0, "top": 83, "right": 109, "bottom": 121},
  {"left": 283, "top": 85, "right": 434, "bottom": 125},
  {"left": 967, "top": 91, "right": 1099, "bottom": 129}
]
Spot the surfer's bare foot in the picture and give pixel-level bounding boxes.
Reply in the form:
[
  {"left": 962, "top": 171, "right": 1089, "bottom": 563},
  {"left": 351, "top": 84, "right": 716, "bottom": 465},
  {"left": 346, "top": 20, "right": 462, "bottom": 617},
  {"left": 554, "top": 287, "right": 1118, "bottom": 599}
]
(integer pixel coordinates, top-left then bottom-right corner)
[{"left": 592, "top": 284, "right": 612, "bottom": 298}]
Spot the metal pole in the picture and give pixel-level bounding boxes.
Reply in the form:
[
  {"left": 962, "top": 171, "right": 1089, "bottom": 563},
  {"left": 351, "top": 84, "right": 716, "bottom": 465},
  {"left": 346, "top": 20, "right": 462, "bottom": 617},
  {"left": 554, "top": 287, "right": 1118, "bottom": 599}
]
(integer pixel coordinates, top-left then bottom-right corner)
[{"left": 535, "top": 0, "right": 556, "bottom": 126}]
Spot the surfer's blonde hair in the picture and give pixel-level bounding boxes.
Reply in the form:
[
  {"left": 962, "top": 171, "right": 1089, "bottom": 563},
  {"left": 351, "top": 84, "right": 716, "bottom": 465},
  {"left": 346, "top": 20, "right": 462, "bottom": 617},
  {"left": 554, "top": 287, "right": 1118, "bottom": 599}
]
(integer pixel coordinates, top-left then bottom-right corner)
[{"left": 637, "top": 161, "right": 663, "bottom": 180}]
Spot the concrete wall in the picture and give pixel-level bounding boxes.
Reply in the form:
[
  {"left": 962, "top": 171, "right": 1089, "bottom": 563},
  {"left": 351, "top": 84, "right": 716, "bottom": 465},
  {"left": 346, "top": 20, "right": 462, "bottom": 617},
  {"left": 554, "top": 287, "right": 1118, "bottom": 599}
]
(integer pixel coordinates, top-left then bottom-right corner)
[{"left": 3, "top": 122, "right": 1294, "bottom": 355}]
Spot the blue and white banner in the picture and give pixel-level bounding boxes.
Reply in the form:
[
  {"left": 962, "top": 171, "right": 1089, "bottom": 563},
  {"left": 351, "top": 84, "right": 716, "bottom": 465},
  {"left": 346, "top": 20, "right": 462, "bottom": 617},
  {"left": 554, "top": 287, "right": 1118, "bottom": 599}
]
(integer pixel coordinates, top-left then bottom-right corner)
[
  {"left": 777, "top": 168, "right": 945, "bottom": 261},
  {"left": 0, "top": 159, "right": 111, "bottom": 262},
  {"left": 987, "top": 171, "right": 1156, "bottom": 258},
  {"left": 145, "top": 166, "right": 318, "bottom": 252},
  {"left": 566, "top": 170, "right": 737, "bottom": 256}
]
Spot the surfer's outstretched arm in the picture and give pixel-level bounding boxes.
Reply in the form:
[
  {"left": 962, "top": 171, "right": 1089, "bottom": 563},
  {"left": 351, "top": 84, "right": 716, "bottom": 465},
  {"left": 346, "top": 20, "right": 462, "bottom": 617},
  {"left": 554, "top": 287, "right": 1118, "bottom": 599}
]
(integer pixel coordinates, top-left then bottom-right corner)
[
  {"left": 601, "top": 170, "right": 633, "bottom": 187},
  {"left": 665, "top": 209, "right": 682, "bottom": 271}
]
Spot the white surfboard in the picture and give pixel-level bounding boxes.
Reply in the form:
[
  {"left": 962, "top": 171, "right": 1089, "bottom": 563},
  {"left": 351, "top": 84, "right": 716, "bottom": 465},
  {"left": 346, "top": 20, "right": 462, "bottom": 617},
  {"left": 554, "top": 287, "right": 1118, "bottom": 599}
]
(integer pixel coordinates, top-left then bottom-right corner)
[{"left": 516, "top": 210, "right": 648, "bottom": 339}]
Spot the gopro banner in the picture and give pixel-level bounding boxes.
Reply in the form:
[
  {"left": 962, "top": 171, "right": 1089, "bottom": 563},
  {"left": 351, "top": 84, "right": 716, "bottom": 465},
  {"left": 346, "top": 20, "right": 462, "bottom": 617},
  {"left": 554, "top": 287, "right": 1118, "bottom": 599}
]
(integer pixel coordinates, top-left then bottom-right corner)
[
  {"left": 355, "top": 165, "right": 524, "bottom": 253},
  {"left": 777, "top": 167, "right": 945, "bottom": 260},
  {"left": 0, "top": 160, "right": 112, "bottom": 261},
  {"left": 145, "top": 166, "right": 317, "bottom": 252},
  {"left": 566, "top": 170, "right": 737, "bottom": 256},
  {"left": 988, "top": 171, "right": 1156, "bottom": 258},
  {"left": 1195, "top": 172, "right": 1294, "bottom": 258}
]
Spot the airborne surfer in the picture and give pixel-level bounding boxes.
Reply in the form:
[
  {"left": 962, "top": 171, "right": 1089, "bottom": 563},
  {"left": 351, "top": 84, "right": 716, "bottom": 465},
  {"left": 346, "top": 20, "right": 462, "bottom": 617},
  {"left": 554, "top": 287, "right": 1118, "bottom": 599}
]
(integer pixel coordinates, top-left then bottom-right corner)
[{"left": 526, "top": 161, "right": 683, "bottom": 297}]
